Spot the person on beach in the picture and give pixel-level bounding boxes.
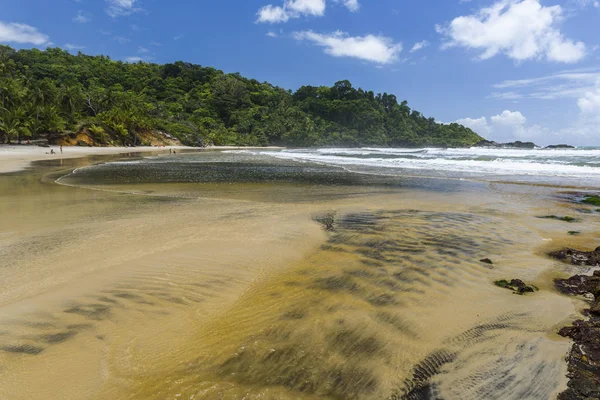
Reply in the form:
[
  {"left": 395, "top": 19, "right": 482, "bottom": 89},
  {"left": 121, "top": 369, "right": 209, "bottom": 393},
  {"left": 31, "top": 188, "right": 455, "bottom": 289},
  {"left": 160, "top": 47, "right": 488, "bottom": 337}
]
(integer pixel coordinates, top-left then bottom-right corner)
[
  {"left": 50, "top": 149, "right": 55, "bottom": 154},
  {"left": 60, "top": 145, "right": 63, "bottom": 154}
]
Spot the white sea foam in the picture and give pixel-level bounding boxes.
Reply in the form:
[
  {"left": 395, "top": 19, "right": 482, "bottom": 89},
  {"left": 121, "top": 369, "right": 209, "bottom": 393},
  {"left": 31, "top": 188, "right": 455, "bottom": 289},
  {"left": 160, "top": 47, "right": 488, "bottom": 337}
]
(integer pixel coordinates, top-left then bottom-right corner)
[{"left": 225, "top": 147, "right": 600, "bottom": 185}]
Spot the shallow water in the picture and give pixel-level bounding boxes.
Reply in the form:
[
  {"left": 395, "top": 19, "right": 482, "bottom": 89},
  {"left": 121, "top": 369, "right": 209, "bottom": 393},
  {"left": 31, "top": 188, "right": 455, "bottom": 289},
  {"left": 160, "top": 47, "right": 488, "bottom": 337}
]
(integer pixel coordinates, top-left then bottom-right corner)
[{"left": 0, "top": 149, "right": 598, "bottom": 399}]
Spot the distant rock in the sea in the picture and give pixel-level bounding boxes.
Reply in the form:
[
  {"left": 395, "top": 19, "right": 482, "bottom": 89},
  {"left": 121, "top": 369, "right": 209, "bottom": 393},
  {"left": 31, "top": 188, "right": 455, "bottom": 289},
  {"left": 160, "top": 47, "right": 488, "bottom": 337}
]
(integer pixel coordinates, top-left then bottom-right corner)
[
  {"left": 474, "top": 140, "right": 536, "bottom": 149},
  {"left": 545, "top": 144, "right": 575, "bottom": 149}
]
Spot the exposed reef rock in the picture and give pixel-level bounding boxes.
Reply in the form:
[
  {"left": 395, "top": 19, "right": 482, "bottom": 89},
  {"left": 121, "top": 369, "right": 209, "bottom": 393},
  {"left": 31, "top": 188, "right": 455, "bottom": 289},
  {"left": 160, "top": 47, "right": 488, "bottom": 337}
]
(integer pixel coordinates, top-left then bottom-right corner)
[
  {"left": 494, "top": 279, "right": 538, "bottom": 295},
  {"left": 474, "top": 140, "right": 536, "bottom": 149},
  {"left": 550, "top": 247, "right": 600, "bottom": 267},
  {"left": 552, "top": 250, "right": 600, "bottom": 399}
]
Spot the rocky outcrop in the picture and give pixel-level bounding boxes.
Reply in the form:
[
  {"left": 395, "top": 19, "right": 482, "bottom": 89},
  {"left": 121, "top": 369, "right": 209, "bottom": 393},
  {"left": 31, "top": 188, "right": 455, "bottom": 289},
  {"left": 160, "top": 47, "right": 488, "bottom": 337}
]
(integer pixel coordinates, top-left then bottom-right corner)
[
  {"left": 549, "top": 247, "right": 600, "bottom": 267},
  {"left": 552, "top": 250, "right": 600, "bottom": 399},
  {"left": 546, "top": 144, "right": 575, "bottom": 149},
  {"left": 474, "top": 140, "right": 537, "bottom": 149}
]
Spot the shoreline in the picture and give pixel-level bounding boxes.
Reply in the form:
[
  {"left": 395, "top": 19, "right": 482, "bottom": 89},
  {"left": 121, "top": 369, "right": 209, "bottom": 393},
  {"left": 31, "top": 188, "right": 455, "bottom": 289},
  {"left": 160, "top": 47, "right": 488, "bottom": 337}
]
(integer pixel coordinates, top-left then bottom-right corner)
[{"left": 0, "top": 144, "right": 284, "bottom": 174}]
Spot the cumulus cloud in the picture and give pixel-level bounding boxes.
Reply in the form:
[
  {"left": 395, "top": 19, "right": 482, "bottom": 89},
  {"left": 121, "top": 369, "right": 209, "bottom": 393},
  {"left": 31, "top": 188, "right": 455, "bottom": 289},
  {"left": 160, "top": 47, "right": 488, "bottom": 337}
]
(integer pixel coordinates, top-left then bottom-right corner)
[
  {"left": 125, "top": 56, "right": 143, "bottom": 63},
  {"left": 578, "top": 86, "right": 600, "bottom": 115},
  {"left": 106, "top": 0, "right": 140, "bottom": 18},
  {"left": 257, "top": 0, "right": 359, "bottom": 23},
  {"left": 410, "top": 40, "right": 430, "bottom": 53},
  {"left": 337, "top": 0, "right": 360, "bottom": 12},
  {"left": 455, "top": 116, "right": 492, "bottom": 136},
  {"left": 437, "top": 0, "right": 586, "bottom": 63},
  {"left": 293, "top": 30, "right": 402, "bottom": 64},
  {"left": 287, "top": 0, "right": 326, "bottom": 15},
  {"left": 456, "top": 110, "right": 548, "bottom": 142},
  {"left": 0, "top": 21, "right": 49, "bottom": 45},
  {"left": 491, "top": 109, "right": 527, "bottom": 126},
  {"left": 257, "top": 5, "right": 290, "bottom": 23}
]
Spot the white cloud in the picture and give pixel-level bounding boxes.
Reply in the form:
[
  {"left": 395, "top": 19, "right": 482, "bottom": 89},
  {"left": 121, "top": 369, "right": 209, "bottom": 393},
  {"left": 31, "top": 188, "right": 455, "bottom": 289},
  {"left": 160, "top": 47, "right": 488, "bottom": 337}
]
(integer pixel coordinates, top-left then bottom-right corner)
[
  {"left": 266, "top": 31, "right": 278, "bottom": 37},
  {"left": 491, "top": 68, "right": 600, "bottom": 100},
  {"left": 64, "top": 43, "right": 85, "bottom": 51},
  {"left": 287, "top": 0, "right": 326, "bottom": 15},
  {"left": 437, "top": 0, "right": 586, "bottom": 63},
  {"left": 455, "top": 116, "right": 492, "bottom": 136},
  {"left": 574, "top": 0, "right": 600, "bottom": 8},
  {"left": 456, "top": 110, "right": 549, "bottom": 142},
  {"left": 73, "top": 11, "right": 89, "bottom": 24},
  {"left": 491, "top": 109, "right": 527, "bottom": 126},
  {"left": 256, "top": 0, "right": 330, "bottom": 23},
  {"left": 125, "top": 56, "right": 143, "bottom": 63},
  {"left": 337, "top": 0, "right": 360, "bottom": 12},
  {"left": 106, "top": 0, "right": 141, "bottom": 18},
  {"left": 0, "top": 22, "right": 49, "bottom": 45},
  {"left": 410, "top": 40, "right": 430, "bottom": 53},
  {"left": 138, "top": 46, "right": 149, "bottom": 53},
  {"left": 257, "top": 5, "right": 290, "bottom": 23},
  {"left": 293, "top": 30, "right": 402, "bottom": 64},
  {"left": 578, "top": 86, "right": 600, "bottom": 115}
]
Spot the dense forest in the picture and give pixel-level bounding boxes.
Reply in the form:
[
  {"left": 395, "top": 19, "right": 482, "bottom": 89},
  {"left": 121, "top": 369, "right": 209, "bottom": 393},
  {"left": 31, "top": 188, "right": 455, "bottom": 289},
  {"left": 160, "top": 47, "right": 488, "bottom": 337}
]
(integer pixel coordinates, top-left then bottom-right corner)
[{"left": 0, "top": 45, "right": 482, "bottom": 147}]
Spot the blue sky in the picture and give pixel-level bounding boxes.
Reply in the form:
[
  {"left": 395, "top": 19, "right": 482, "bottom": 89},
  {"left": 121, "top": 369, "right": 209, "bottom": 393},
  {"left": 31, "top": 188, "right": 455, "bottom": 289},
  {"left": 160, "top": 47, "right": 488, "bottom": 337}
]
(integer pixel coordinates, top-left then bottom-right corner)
[{"left": 1, "top": 0, "right": 599, "bottom": 145}]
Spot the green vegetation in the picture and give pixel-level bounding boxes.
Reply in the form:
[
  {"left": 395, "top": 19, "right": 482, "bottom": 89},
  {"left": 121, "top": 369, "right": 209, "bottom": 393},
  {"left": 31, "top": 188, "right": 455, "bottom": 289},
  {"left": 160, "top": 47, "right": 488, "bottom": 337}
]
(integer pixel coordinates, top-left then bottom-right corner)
[
  {"left": 494, "top": 279, "right": 538, "bottom": 295},
  {"left": 581, "top": 195, "right": 600, "bottom": 206},
  {"left": 537, "top": 215, "right": 580, "bottom": 223},
  {"left": 0, "top": 45, "right": 483, "bottom": 147}
]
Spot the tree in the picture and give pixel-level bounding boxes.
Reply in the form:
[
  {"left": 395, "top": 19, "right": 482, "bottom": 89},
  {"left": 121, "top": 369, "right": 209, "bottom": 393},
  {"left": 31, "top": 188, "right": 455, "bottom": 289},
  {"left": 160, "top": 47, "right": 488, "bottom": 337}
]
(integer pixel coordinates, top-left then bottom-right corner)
[
  {"left": 0, "top": 106, "right": 29, "bottom": 143},
  {"left": 0, "top": 45, "right": 483, "bottom": 148}
]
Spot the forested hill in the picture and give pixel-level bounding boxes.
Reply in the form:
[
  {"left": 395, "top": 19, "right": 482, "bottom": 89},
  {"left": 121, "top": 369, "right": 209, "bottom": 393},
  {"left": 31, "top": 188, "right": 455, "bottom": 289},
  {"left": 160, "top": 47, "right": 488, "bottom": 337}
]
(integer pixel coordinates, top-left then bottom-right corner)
[{"left": 0, "top": 46, "right": 483, "bottom": 147}]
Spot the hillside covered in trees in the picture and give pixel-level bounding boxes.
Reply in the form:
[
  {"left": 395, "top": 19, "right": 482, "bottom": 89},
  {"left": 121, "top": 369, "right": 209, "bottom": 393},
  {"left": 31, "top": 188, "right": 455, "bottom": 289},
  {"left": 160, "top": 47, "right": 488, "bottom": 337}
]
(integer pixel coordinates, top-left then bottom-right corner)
[{"left": 0, "top": 46, "right": 482, "bottom": 147}]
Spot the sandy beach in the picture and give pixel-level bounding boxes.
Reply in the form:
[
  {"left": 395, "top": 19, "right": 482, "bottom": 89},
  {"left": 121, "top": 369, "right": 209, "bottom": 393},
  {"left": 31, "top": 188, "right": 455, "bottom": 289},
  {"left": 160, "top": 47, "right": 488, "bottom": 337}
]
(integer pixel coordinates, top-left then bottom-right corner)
[
  {"left": 0, "top": 145, "right": 286, "bottom": 174},
  {"left": 0, "top": 145, "right": 187, "bottom": 174},
  {"left": 0, "top": 148, "right": 598, "bottom": 399}
]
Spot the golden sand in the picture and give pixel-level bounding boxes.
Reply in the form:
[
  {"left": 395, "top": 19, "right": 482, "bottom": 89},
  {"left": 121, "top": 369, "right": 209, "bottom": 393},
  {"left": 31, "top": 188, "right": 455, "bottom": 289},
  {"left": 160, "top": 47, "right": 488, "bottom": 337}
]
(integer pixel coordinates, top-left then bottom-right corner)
[{"left": 0, "top": 151, "right": 596, "bottom": 399}]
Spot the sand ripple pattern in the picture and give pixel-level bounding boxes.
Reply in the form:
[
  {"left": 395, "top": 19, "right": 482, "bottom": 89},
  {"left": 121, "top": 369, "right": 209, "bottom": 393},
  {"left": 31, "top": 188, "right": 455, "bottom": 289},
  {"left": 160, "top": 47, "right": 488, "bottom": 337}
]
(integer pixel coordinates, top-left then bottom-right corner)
[{"left": 110, "top": 209, "right": 567, "bottom": 400}]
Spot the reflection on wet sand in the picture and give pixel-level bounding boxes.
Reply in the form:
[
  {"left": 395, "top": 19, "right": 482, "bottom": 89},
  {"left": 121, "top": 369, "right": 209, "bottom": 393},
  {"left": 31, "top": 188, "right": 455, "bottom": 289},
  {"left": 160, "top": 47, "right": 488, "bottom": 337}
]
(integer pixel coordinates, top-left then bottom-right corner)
[{"left": 0, "top": 151, "right": 596, "bottom": 399}]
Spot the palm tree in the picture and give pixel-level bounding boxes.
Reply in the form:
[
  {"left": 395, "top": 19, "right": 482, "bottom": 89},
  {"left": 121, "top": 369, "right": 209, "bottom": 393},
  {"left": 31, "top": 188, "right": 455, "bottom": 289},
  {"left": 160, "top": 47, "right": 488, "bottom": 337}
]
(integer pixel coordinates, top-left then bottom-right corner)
[{"left": 0, "top": 106, "right": 29, "bottom": 144}]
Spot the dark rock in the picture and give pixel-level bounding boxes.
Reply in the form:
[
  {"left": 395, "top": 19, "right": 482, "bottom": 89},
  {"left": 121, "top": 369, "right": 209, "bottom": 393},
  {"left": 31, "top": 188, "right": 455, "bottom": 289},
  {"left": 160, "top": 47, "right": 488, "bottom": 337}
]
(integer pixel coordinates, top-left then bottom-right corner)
[
  {"left": 480, "top": 258, "right": 493, "bottom": 264},
  {"left": 558, "top": 317, "right": 600, "bottom": 400},
  {"left": 474, "top": 140, "right": 537, "bottom": 149},
  {"left": 546, "top": 144, "right": 575, "bottom": 149},
  {"left": 555, "top": 274, "right": 600, "bottom": 296},
  {"left": 556, "top": 252, "right": 600, "bottom": 399},
  {"left": 537, "top": 215, "right": 580, "bottom": 223},
  {"left": 549, "top": 247, "right": 600, "bottom": 267},
  {"left": 505, "top": 141, "right": 536, "bottom": 149}
]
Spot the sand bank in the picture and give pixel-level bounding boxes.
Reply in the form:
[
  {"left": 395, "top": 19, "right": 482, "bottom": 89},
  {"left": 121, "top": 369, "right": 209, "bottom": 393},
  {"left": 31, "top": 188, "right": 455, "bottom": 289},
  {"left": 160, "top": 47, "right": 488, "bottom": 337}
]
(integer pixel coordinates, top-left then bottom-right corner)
[
  {"left": 0, "top": 145, "right": 188, "bottom": 174},
  {"left": 0, "top": 145, "right": 284, "bottom": 174}
]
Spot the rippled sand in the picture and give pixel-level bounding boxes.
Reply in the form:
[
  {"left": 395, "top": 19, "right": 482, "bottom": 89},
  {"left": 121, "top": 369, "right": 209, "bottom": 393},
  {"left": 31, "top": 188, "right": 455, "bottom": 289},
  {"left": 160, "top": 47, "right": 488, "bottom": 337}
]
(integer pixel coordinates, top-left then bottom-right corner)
[{"left": 1, "top": 151, "right": 598, "bottom": 399}]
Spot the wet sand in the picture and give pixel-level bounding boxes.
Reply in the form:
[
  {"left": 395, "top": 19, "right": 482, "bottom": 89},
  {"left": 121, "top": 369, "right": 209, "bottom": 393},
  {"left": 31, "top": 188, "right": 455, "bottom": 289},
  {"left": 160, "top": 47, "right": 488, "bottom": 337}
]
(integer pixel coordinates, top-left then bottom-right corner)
[{"left": 0, "top": 150, "right": 598, "bottom": 399}]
